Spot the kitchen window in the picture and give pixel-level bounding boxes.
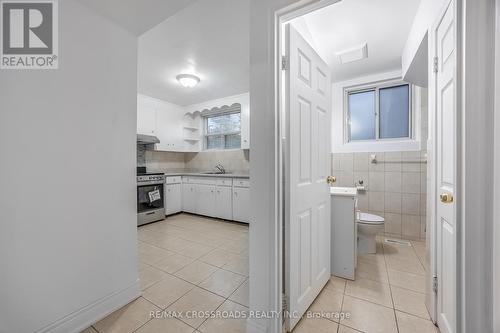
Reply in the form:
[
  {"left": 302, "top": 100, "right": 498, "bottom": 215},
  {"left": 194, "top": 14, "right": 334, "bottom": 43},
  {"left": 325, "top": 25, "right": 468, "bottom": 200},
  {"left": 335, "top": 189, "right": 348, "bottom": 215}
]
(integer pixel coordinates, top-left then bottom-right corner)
[
  {"left": 346, "top": 82, "right": 411, "bottom": 142},
  {"left": 204, "top": 112, "right": 241, "bottom": 150}
]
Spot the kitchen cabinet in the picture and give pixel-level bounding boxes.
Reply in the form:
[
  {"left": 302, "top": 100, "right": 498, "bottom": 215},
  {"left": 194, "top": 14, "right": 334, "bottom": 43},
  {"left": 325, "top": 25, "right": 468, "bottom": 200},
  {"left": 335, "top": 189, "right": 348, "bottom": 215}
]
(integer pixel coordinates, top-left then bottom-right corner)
[
  {"left": 182, "top": 183, "right": 196, "bottom": 213},
  {"left": 196, "top": 184, "right": 217, "bottom": 217},
  {"left": 232, "top": 186, "right": 250, "bottom": 223},
  {"left": 137, "top": 104, "right": 156, "bottom": 135},
  {"left": 165, "top": 183, "right": 182, "bottom": 215},
  {"left": 215, "top": 186, "right": 233, "bottom": 220}
]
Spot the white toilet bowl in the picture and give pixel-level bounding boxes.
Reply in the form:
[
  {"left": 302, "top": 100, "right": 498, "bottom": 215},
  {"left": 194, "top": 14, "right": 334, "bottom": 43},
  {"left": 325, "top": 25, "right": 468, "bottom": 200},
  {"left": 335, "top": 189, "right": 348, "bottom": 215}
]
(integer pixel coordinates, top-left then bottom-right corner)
[{"left": 357, "top": 212, "right": 385, "bottom": 254}]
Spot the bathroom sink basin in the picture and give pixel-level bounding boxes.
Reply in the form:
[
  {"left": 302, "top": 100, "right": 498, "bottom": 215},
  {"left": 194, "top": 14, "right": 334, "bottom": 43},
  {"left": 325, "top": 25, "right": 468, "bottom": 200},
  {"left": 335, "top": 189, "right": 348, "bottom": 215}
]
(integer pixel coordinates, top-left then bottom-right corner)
[{"left": 330, "top": 187, "right": 357, "bottom": 196}]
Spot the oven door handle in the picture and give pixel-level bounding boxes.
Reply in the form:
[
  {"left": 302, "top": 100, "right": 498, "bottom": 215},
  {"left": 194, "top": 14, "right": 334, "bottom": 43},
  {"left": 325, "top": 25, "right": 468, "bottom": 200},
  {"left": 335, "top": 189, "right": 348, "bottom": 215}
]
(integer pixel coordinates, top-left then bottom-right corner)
[{"left": 145, "top": 211, "right": 156, "bottom": 215}]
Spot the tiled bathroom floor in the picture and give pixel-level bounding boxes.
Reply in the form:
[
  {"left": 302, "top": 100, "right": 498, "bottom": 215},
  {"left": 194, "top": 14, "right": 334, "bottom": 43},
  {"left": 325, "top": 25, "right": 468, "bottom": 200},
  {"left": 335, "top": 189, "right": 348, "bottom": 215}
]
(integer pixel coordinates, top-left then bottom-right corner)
[
  {"left": 82, "top": 214, "right": 438, "bottom": 333},
  {"left": 82, "top": 213, "right": 249, "bottom": 333},
  {"left": 292, "top": 237, "right": 440, "bottom": 333}
]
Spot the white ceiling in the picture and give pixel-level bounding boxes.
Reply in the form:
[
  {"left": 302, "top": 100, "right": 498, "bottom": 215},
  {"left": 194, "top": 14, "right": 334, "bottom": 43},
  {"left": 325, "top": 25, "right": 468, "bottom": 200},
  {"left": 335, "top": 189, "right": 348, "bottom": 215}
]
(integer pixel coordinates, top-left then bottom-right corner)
[
  {"left": 137, "top": 0, "right": 249, "bottom": 106},
  {"left": 76, "top": 0, "right": 198, "bottom": 35},
  {"left": 292, "top": 0, "right": 421, "bottom": 82}
]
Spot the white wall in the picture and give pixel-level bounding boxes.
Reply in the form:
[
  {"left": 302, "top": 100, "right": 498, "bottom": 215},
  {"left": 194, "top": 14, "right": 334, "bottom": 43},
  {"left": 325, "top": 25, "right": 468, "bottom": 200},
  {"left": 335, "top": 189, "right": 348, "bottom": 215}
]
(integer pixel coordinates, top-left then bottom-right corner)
[
  {"left": 401, "top": 0, "right": 448, "bottom": 79},
  {"left": 0, "top": 1, "right": 139, "bottom": 332},
  {"left": 331, "top": 70, "right": 423, "bottom": 153}
]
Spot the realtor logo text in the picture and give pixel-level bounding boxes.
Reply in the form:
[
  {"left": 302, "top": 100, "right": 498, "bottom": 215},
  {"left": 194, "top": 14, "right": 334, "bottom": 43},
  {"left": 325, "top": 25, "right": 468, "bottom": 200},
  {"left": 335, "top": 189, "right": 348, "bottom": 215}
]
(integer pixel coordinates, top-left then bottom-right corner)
[{"left": 1, "top": 0, "right": 58, "bottom": 69}]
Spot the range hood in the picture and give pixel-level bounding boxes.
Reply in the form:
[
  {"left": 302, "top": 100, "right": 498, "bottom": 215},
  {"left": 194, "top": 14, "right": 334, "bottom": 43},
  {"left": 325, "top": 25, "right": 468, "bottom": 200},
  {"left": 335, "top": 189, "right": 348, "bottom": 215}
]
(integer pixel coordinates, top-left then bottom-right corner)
[{"left": 137, "top": 134, "right": 160, "bottom": 144}]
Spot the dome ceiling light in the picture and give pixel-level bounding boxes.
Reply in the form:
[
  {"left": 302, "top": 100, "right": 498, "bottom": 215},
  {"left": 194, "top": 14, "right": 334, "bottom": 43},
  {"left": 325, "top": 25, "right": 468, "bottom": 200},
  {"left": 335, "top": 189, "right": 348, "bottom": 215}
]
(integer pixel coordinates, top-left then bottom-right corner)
[{"left": 176, "top": 74, "right": 200, "bottom": 88}]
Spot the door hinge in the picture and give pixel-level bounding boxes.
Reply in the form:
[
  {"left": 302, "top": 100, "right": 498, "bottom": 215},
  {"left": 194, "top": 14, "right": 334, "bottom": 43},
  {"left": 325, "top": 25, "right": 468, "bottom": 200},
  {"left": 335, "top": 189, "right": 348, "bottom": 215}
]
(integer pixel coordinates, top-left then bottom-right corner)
[
  {"left": 281, "top": 56, "right": 288, "bottom": 71},
  {"left": 433, "top": 56, "right": 438, "bottom": 73},
  {"left": 433, "top": 276, "right": 438, "bottom": 294}
]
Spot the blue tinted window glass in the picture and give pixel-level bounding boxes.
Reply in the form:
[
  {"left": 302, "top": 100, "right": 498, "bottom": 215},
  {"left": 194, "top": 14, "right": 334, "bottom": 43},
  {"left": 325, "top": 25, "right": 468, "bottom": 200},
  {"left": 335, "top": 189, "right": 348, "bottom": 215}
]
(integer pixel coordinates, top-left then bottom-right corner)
[
  {"left": 379, "top": 85, "right": 410, "bottom": 139},
  {"left": 348, "top": 90, "right": 376, "bottom": 141}
]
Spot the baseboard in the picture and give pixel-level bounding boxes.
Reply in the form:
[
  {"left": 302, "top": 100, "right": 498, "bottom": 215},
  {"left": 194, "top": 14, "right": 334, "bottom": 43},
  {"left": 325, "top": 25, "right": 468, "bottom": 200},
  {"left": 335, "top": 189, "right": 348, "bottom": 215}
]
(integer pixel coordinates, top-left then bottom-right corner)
[
  {"left": 36, "top": 280, "right": 141, "bottom": 333},
  {"left": 246, "top": 318, "right": 268, "bottom": 333}
]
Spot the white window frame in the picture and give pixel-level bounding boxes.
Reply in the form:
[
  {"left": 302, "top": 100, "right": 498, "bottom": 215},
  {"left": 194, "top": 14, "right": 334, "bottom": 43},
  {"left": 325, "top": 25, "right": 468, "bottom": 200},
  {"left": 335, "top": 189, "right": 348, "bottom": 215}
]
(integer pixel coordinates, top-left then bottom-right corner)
[
  {"left": 344, "top": 80, "right": 413, "bottom": 143},
  {"left": 203, "top": 111, "right": 242, "bottom": 150}
]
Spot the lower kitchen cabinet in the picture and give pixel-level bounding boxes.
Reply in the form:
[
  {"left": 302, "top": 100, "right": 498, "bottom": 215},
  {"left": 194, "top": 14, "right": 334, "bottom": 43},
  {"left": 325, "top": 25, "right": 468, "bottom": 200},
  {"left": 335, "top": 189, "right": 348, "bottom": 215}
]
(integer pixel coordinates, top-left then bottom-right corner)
[
  {"left": 177, "top": 176, "right": 249, "bottom": 223},
  {"left": 232, "top": 186, "right": 250, "bottom": 223},
  {"left": 196, "top": 184, "right": 217, "bottom": 217},
  {"left": 181, "top": 183, "right": 196, "bottom": 213},
  {"left": 215, "top": 186, "right": 233, "bottom": 220},
  {"left": 165, "top": 183, "right": 182, "bottom": 215}
]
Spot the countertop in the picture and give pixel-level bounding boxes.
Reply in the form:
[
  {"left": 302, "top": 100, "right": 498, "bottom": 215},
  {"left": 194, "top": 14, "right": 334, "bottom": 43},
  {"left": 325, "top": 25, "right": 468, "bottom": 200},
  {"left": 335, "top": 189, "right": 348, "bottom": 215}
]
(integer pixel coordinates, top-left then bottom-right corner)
[{"left": 161, "top": 172, "right": 250, "bottom": 179}]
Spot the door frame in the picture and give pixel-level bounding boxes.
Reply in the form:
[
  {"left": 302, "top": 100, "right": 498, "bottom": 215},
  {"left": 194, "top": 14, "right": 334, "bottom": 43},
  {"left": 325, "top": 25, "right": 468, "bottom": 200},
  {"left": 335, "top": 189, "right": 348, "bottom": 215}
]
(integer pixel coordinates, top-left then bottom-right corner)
[
  {"left": 273, "top": 2, "right": 340, "bottom": 333},
  {"left": 248, "top": 0, "right": 494, "bottom": 332}
]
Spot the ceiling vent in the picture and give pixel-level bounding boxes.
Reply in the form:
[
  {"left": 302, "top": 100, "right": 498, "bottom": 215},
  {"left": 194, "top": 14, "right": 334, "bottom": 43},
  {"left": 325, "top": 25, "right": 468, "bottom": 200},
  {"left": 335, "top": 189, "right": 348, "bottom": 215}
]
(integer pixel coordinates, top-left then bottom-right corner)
[{"left": 336, "top": 43, "right": 368, "bottom": 64}]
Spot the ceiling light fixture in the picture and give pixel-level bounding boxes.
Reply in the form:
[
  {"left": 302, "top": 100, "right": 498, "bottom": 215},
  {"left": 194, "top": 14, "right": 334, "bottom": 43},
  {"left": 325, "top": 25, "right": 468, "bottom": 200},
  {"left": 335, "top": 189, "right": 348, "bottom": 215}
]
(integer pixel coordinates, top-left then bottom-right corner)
[{"left": 176, "top": 74, "right": 200, "bottom": 88}]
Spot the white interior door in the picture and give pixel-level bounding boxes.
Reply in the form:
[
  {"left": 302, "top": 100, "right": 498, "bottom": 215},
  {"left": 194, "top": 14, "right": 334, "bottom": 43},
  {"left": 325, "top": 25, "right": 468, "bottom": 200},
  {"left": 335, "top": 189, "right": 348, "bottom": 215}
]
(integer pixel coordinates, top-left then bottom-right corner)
[
  {"left": 434, "top": 1, "right": 457, "bottom": 332},
  {"left": 284, "top": 24, "right": 332, "bottom": 331}
]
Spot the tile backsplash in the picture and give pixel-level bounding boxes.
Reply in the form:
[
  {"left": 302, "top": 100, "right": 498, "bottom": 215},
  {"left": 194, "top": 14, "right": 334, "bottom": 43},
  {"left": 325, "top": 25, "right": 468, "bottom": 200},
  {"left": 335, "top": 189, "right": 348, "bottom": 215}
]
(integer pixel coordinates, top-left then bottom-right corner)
[
  {"left": 332, "top": 151, "right": 427, "bottom": 241},
  {"left": 137, "top": 148, "right": 250, "bottom": 174}
]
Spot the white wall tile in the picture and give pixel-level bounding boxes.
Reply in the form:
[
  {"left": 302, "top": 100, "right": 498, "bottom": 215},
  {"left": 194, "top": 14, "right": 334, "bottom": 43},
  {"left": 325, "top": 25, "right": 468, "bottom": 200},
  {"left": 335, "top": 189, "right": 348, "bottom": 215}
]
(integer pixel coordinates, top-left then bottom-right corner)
[
  {"left": 402, "top": 193, "right": 420, "bottom": 215},
  {"left": 385, "top": 192, "right": 402, "bottom": 214},
  {"left": 353, "top": 153, "right": 369, "bottom": 171},
  {"left": 402, "top": 172, "right": 421, "bottom": 194},
  {"left": 369, "top": 172, "right": 385, "bottom": 191},
  {"left": 384, "top": 213, "right": 402, "bottom": 235},
  {"left": 385, "top": 171, "right": 402, "bottom": 193},
  {"left": 402, "top": 215, "right": 421, "bottom": 239},
  {"left": 369, "top": 191, "right": 385, "bottom": 212}
]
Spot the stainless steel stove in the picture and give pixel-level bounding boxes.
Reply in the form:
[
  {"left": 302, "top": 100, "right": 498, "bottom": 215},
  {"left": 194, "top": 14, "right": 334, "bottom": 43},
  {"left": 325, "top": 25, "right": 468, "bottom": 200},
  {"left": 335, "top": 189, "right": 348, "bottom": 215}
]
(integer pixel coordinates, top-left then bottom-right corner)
[{"left": 137, "top": 168, "right": 165, "bottom": 226}]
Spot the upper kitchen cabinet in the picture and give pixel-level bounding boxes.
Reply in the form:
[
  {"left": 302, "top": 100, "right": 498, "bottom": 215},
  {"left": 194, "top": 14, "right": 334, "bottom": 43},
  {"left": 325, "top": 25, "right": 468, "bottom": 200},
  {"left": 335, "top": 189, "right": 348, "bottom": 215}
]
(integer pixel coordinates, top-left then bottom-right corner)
[
  {"left": 137, "top": 94, "right": 186, "bottom": 152},
  {"left": 137, "top": 95, "right": 157, "bottom": 136}
]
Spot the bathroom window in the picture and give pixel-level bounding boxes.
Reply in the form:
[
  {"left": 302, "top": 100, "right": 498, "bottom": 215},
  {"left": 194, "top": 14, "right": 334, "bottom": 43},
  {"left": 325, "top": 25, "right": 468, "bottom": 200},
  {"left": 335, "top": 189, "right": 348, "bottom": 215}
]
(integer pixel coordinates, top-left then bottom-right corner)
[
  {"left": 347, "top": 82, "right": 411, "bottom": 142},
  {"left": 204, "top": 112, "right": 241, "bottom": 150}
]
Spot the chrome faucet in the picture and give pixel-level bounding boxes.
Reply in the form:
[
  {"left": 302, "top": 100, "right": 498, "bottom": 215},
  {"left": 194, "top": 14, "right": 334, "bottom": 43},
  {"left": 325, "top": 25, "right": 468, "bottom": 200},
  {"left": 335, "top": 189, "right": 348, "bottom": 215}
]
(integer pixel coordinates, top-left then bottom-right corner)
[{"left": 214, "top": 163, "right": 226, "bottom": 174}]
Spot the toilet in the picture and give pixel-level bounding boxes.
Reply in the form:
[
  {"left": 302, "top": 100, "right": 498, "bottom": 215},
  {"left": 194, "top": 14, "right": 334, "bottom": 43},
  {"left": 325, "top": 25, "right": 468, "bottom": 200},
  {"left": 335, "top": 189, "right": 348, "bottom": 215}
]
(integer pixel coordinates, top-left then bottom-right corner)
[{"left": 357, "top": 212, "right": 385, "bottom": 254}]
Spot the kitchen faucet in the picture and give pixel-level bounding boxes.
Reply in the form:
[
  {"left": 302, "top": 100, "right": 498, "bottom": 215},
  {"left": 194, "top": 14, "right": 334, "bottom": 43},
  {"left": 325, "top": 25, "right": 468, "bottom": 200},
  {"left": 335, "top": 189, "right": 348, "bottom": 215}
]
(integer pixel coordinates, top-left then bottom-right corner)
[{"left": 214, "top": 163, "right": 226, "bottom": 174}]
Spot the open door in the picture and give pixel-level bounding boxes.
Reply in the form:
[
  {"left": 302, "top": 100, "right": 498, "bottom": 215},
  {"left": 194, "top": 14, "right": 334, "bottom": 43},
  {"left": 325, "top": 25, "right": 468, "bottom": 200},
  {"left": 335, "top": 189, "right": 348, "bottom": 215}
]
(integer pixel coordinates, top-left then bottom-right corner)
[
  {"left": 433, "top": 1, "right": 457, "bottom": 332},
  {"left": 284, "top": 24, "right": 332, "bottom": 331}
]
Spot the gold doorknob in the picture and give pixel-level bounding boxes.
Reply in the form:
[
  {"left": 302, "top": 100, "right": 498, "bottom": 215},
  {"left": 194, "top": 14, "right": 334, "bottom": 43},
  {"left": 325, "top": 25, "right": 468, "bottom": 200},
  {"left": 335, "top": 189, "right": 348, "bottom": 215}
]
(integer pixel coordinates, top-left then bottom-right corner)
[
  {"left": 327, "top": 176, "right": 336, "bottom": 184},
  {"left": 440, "top": 193, "right": 453, "bottom": 203}
]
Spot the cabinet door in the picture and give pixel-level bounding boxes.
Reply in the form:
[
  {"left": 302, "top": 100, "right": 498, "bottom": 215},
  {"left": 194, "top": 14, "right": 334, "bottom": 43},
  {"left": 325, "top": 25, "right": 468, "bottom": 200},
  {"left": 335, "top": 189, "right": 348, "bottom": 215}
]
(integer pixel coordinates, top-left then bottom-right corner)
[
  {"left": 196, "top": 184, "right": 217, "bottom": 217},
  {"left": 165, "top": 183, "right": 182, "bottom": 215},
  {"left": 137, "top": 104, "right": 156, "bottom": 135},
  {"left": 240, "top": 95, "right": 250, "bottom": 149},
  {"left": 182, "top": 183, "right": 196, "bottom": 213},
  {"left": 215, "top": 186, "right": 233, "bottom": 220},
  {"left": 232, "top": 187, "right": 250, "bottom": 223}
]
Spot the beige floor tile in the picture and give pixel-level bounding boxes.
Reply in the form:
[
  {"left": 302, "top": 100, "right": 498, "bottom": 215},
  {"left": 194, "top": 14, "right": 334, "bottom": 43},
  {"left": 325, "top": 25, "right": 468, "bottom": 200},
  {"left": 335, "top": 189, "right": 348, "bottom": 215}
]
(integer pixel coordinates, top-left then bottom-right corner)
[
  {"left": 218, "top": 240, "right": 248, "bottom": 254},
  {"left": 135, "top": 317, "right": 195, "bottom": 333},
  {"left": 199, "top": 249, "right": 240, "bottom": 267},
  {"left": 292, "top": 317, "right": 339, "bottom": 333},
  {"left": 358, "top": 253, "right": 386, "bottom": 266},
  {"left": 198, "top": 300, "right": 248, "bottom": 333},
  {"left": 138, "top": 241, "right": 175, "bottom": 265},
  {"left": 181, "top": 242, "right": 216, "bottom": 259},
  {"left": 138, "top": 263, "right": 168, "bottom": 291},
  {"left": 229, "top": 279, "right": 249, "bottom": 307},
  {"left": 386, "top": 256, "right": 425, "bottom": 275},
  {"left": 324, "top": 276, "right": 347, "bottom": 293},
  {"left": 80, "top": 326, "right": 98, "bottom": 333},
  {"left": 222, "top": 256, "right": 249, "bottom": 276},
  {"left": 345, "top": 278, "right": 393, "bottom": 307},
  {"left": 175, "top": 261, "right": 219, "bottom": 285},
  {"left": 391, "top": 286, "right": 430, "bottom": 319},
  {"left": 167, "top": 287, "right": 225, "bottom": 328},
  {"left": 142, "top": 274, "right": 194, "bottom": 309},
  {"left": 157, "top": 237, "right": 196, "bottom": 252},
  {"left": 388, "top": 269, "right": 425, "bottom": 293},
  {"left": 340, "top": 295, "right": 397, "bottom": 333},
  {"left": 199, "top": 269, "right": 246, "bottom": 297},
  {"left": 93, "top": 297, "right": 159, "bottom": 333},
  {"left": 152, "top": 253, "right": 195, "bottom": 274},
  {"left": 396, "top": 311, "right": 440, "bottom": 333},
  {"left": 355, "top": 261, "right": 389, "bottom": 284},
  {"left": 308, "top": 289, "right": 343, "bottom": 323},
  {"left": 337, "top": 324, "right": 363, "bottom": 332}
]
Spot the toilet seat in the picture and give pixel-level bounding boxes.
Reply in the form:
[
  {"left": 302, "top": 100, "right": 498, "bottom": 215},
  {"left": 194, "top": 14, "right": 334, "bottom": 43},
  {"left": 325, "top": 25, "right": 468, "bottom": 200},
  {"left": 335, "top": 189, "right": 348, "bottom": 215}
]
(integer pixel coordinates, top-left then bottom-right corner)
[{"left": 357, "top": 212, "right": 385, "bottom": 225}]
